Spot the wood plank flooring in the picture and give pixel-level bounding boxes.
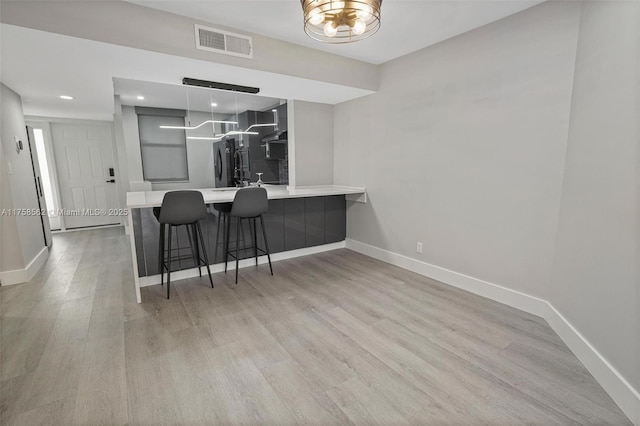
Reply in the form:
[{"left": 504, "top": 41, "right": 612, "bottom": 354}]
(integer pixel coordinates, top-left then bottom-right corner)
[{"left": 0, "top": 227, "right": 631, "bottom": 425}]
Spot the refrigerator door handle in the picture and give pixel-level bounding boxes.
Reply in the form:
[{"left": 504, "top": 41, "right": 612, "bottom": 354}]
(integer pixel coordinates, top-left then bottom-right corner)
[{"left": 37, "top": 176, "right": 43, "bottom": 197}]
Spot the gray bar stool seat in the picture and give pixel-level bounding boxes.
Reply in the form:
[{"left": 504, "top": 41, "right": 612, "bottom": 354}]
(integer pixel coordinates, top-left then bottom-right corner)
[
  {"left": 225, "top": 187, "right": 273, "bottom": 283},
  {"left": 156, "top": 191, "right": 213, "bottom": 299}
]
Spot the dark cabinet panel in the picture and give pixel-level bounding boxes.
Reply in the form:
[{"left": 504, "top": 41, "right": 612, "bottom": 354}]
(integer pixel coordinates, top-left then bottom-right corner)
[
  {"left": 201, "top": 210, "right": 222, "bottom": 264},
  {"left": 305, "top": 197, "right": 325, "bottom": 247},
  {"left": 325, "top": 195, "right": 346, "bottom": 244},
  {"left": 284, "top": 198, "right": 306, "bottom": 251},
  {"left": 261, "top": 199, "right": 284, "bottom": 254},
  {"left": 132, "top": 209, "right": 147, "bottom": 276},
  {"left": 135, "top": 195, "right": 346, "bottom": 277}
]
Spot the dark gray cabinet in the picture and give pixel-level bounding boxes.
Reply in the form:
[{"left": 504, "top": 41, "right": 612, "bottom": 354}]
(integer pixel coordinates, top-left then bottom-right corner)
[
  {"left": 305, "top": 197, "right": 325, "bottom": 247},
  {"left": 261, "top": 199, "right": 284, "bottom": 254},
  {"left": 325, "top": 195, "right": 347, "bottom": 244},
  {"left": 284, "top": 198, "right": 306, "bottom": 251},
  {"left": 133, "top": 195, "right": 347, "bottom": 277}
]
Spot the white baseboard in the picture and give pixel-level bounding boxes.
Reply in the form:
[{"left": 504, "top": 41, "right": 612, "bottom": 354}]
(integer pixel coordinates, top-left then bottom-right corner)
[
  {"left": 345, "top": 238, "right": 640, "bottom": 425},
  {"left": 52, "top": 224, "right": 123, "bottom": 233},
  {"left": 0, "top": 246, "right": 49, "bottom": 286},
  {"left": 140, "top": 241, "right": 346, "bottom": 287},
  {"left": 345, "top": 239, "right": 549, "bottom": 317},
  {"left": 545, "top": 304, "right": 640, "bottom": 426}
]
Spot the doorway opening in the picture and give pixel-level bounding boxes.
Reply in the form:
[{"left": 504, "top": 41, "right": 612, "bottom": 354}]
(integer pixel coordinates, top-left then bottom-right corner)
[{"left": 32, "top": 128, "right": 61, "bottom": 230}]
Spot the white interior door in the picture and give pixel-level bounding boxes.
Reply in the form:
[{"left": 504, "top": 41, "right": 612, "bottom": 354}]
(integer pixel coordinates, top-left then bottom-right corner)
[{"left": 51, "top": 123, "right": 119, "bottom": 229}]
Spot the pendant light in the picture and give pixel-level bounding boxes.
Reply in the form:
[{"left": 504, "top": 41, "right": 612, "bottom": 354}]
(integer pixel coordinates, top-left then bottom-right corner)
[
  {"left": 159, "top": 85, "right": 238, "bottom": 131},
  {"left": 182, "top": 89, "right": 278, "bottom": 142},
  {"left": 301, "top": 0, "right": 382, "bottom": 43}
]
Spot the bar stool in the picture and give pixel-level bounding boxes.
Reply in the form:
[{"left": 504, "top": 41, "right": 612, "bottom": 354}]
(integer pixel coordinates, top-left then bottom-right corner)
[
  {"left": 155, "top": 191, "right": 213, "bottom": 299},
  {"left": 213, "top": 203, "right": 232, "bottom": 263},
  {"left": 224, "top": 187, "right": 273, "bottom": 284}
]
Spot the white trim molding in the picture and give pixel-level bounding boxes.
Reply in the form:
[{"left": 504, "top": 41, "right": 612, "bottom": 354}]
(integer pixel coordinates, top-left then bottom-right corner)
[
  {"left": 0, "top": 246, "right": 49, "bottom": 286},
  {"left": 139, "top": 241, "right": 346, "bottom": 288},
  {"left": 345, "top": 239, "right": 549, "bottom": 317},
  {"left": 545, "top": 304, "right": 640, "bottom": 426},
  {"left": 345, "top": 238, "right": 640, "bottom": 425}
]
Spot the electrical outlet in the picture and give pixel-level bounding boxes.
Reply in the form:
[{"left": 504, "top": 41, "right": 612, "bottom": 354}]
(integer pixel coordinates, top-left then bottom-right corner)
[{"left": 416, "top": 242, "right": 423, "bottom": 254}]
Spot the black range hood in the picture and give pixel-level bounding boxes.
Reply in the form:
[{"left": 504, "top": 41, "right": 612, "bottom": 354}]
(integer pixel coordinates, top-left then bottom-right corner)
[{"left": 262, "top": 130, "right": 288, "bottom": 143}]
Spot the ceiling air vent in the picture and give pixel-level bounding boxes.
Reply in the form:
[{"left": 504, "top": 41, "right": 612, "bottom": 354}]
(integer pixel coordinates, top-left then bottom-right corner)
[{"left": 195, "top": 24, "right": 253, "bottom": 59}]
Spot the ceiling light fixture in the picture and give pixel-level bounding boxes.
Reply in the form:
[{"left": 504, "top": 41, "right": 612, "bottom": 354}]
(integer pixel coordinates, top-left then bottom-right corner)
[
  {"left": 245, "top": 123, "right": 277, "bottom": 132},
  {"left": 186, "top": 124, "right": 278, "bottom": 141},
  {"left": 187, "top": 131, "right": 259, "bottom": 141},
  {"left": 211, "top": 102, "right": 218, "bottom": 107},
  {"left": 160, "top": 120, "right": 238, "bottom": 130},
  {"left": 59, "top": 95, "right": 74, "bottom": 100},
  {"left": 182, "top": 77, "right": 260, "bottom": 94},
  {"left": 301, "top": 0, "right": 382, "bottom": 43},
  {"left": 137, "top": 95, "right": 145, "bottom": 100}
]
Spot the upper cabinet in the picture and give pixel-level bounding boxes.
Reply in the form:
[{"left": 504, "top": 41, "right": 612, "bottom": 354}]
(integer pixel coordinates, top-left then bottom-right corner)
[
  {"left": 220, "top": 102, "right": 289, "bottom": 186},
  {"left": 272, "top": 103, "right": 287, "bottom": 132}
]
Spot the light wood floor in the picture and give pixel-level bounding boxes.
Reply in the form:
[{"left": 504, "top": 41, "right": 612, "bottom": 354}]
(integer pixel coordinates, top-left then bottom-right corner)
[{"left": 0, "top": 227, "right": 630, "bottom": 425}]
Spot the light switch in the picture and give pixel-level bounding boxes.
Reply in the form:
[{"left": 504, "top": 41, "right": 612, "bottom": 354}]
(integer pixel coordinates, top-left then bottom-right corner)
[{"left": 8, "top": 161, "right": 14, "bottom": 175}]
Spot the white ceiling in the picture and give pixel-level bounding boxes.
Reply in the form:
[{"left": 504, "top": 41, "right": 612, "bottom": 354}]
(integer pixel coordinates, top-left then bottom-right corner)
[
  {"left": 1, "top": 1, "right": 544, "bottom": 120},
  {"left": 0, "top": 24, "right": 372, "bottom": 120},
  {"left": 127, "top": 0, "right": 544, "bottom": 65},
  {"left": 114, "top": 78, "right": 283, "bottom": 115}
]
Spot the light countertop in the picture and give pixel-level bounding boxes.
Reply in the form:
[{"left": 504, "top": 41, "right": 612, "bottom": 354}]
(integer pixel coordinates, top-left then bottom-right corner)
[{"left": 126, "top": 185, "right": 366, "bottom": 208}]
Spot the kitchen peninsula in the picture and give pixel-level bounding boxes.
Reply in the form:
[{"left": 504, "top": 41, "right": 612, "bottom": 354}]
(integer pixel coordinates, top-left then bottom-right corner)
[{"left": 127, "top": 185, "right": 366, "bottom": 303}]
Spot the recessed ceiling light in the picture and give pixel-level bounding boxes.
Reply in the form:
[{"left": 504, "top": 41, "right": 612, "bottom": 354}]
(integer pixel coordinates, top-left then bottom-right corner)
[
  {"left": 272, "top": 109, "right": 277, "bottom": 112},
  {"left": 137, "top": 96, "right": 145, "bottom": 100},
  {"left": 59, "top": 95, "right": 74, "bottom": 100},
  {"left": 211, "top": 103, "right": 218, "bottom": 107}
]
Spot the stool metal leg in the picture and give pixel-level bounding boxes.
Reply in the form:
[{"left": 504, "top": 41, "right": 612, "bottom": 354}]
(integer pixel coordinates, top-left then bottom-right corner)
[
  {"left": 214, "top": 212, "right": 222, "bottom": 264},
  {"left": 196, "top": 221, "right": 214, "bottom": 288},
  {"left": 240, "top": 217, "right": 247, "bottom": 254},
  {"left": 159, "top": 223, "right": 165, "bottom": 286},
  {"left": 252, "top": 218, "right": 258, "bottom": 266},
  {"left": 185, "top": 224, "right": 199, "bottom": 276},
  {"left": 259, "top": 215, "right": 273, "bottom": 275},
  {"left": 189, "top": 223, "right": 202, "bottom": 277},
  {"left": 175, "top": 226, "right": 182, "bottom": 271},
  {"left": 167, "top": 225, "right": 172, "bottom": 299},
  {"left": 235, "top": 217, "right": 240, "bottom": 284},
  {"left": 224, "top": 214, "right": 231, "bottom": 273}
]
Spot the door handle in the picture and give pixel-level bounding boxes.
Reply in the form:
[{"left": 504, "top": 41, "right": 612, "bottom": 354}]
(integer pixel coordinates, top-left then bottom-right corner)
[
  {"left": 37, "top": 176, "right": 43, "bottom": 196},
  {"left": 106, "top": 179, "right": 116, "bottom": 183}
]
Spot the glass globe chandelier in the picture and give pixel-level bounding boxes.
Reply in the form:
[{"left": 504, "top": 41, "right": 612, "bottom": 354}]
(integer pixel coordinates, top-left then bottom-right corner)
[{"left": 301, "top": 0, "right": 382, "bottom": 43}]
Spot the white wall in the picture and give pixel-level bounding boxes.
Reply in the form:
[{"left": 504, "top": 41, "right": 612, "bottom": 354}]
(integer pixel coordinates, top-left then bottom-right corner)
[
  {"left": 335, "top": 1, "right": 580, "bottom": 300},
  {"left": 637, "top": 2, "right": 640, "bottom": 410},
  {"left": 0, "top": 0, "right": 378, "bottom": 92},
  {"left": 290, "top": 100, "right": 334, "bottom": 187},
  {"left": 0, "top": 82, "right": 46, "bottom": 273},
  {"left": 113, "top": 96, "right": 131, "bottom": 215},
  {"left": 0, "top": 124, "right": 24, "bottom": 272},
  {"left": 334, "top": 1, "right": 639, "bottom": 419},
  {"left": 550, "top": 1, "right": 639, "bottom": 392},
  {"left": 121, "top": 105, "right": 146, "bottom": 189}
]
